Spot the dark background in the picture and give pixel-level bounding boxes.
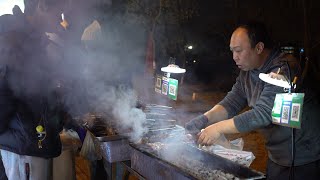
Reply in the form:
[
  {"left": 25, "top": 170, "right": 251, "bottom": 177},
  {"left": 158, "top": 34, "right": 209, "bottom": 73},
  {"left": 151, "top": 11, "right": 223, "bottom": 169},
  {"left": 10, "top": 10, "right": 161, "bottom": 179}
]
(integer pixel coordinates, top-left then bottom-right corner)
[
  {"left": 183, "top": 0, "right": 320, "bottom": 89},
  {"left": 21, "top": 0, "right": 320, "bottom": 90}
]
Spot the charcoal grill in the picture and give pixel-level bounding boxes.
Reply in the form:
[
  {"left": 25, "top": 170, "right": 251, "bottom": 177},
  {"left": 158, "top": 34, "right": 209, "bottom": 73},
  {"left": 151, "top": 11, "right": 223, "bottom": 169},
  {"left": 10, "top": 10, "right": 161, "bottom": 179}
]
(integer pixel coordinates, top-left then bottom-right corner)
[
  {"left": 130, "top": 142, "right": 265, "bottom": 180},
  {"left": 102, "top": 104, "right": 264, "bottom": 180},
  {"left": 97, "top": 135, "right": 132, "bottom": 179},
  {"left": 96, "top": 104, "right": 176, "bottom": 163}
]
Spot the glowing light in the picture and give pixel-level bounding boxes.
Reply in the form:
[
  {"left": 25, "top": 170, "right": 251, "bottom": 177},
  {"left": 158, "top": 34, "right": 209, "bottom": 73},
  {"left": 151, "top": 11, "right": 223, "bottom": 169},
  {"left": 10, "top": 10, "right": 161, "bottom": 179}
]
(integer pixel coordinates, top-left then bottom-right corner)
[
  {"left": 187, "top": 45, "right": 193, "bottom": 50},
  {"left": 161, "top": 64, "right": 186, "bottom": 74},
  {"left": 259, "top": 73, "right": 291, "bottom": 88}
]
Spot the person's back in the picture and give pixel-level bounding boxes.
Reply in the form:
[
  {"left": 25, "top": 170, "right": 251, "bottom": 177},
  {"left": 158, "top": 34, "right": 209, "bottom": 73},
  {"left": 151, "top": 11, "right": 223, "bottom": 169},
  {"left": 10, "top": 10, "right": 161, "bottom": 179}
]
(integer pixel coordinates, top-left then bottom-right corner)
[{"left": 0, "top": 5, "right": 67, "bottom": 179}]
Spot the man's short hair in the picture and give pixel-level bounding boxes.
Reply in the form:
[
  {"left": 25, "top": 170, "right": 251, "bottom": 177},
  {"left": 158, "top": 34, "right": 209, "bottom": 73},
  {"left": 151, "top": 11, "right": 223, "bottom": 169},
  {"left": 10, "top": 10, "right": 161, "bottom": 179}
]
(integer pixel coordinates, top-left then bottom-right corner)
[{"left": 238, "top": 22, "right": 273, "bottom": 49}]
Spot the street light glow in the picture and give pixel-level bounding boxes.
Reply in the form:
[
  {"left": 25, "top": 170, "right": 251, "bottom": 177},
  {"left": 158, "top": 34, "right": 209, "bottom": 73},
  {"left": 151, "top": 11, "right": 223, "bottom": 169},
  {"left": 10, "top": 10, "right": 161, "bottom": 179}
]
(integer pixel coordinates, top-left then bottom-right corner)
[{"left": 187, "top": 45, "right": 193, "bottom": 50}]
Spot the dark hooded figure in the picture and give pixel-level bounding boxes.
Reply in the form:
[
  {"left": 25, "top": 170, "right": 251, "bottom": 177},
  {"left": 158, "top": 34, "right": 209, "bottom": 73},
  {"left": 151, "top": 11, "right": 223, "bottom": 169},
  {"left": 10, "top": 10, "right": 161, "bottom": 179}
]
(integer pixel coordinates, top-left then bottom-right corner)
[{"left": 0, "top": 1, "right": 71, "bottom": 179}]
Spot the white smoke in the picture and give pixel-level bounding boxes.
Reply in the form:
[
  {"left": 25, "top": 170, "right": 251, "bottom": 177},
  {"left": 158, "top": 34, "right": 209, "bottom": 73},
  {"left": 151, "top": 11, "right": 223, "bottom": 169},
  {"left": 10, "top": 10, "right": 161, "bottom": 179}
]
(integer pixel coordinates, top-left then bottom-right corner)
[
  {"left": 111, "top": 88, "right": 148, "bottom": 141},
  {"left": 0, "top": 1, "right": 150, "bottom": 141}
]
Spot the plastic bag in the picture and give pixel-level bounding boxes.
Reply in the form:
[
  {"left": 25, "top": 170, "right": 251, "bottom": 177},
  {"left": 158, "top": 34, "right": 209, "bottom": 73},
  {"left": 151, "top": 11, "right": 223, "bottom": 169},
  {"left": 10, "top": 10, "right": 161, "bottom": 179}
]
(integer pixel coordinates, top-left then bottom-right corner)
[
  {"left": 201, "top": 144, "right": 255, "bottom": 167},
  {"left": 79, "top": 131, "right": 102, "bottom": 161},
  {"left": 200, "top": 134, "right": 255, "bottom": 167},
  {"left": 213, "top": 134, "right": 231, "bottom": 149}
]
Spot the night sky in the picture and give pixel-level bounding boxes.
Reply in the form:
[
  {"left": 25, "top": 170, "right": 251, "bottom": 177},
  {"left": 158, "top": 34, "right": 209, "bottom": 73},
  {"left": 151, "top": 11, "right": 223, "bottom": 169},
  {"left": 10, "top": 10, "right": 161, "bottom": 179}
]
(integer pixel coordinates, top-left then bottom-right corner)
[{"left": 182, "top": 0, "right": 320, "bottom": 86}]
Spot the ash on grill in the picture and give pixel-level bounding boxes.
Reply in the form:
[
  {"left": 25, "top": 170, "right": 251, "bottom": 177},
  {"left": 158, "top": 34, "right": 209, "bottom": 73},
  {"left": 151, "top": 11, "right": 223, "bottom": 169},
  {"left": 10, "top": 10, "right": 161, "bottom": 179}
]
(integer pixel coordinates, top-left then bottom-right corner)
[
  {"left": 172, "top": 155, "right": 240, "bottom": 180},
  {"left": 142, "top": 142, "right": 240, "bottom": 180}
]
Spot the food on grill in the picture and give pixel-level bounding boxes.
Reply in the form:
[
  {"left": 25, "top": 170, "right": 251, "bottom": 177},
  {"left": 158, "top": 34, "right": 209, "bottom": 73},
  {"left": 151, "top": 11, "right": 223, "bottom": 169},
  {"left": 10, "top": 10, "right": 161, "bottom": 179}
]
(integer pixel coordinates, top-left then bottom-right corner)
[
  {"left": 146, "top": 142, "right": 167, "bottom": 151},
  {"left": 172, "top": 158, "right": 240, "bottom": 180}
]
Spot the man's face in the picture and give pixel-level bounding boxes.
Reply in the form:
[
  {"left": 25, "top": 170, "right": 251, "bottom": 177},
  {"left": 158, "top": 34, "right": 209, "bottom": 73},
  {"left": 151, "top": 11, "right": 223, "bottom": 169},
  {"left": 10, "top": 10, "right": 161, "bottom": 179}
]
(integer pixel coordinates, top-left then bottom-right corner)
[{"left": 229, "top": 28, "right": 260, "bottom": 71}]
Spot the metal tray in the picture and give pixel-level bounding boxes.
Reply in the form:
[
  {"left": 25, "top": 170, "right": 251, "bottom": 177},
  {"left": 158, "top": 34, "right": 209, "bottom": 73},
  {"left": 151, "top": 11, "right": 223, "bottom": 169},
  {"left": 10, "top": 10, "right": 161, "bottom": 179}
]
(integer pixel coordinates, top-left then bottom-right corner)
[
  {"left": 97, "top": 135, "right": 132, "bottom": 163},
  {"left": 131, "top": 146, "right": 195, "bottom": 180}
]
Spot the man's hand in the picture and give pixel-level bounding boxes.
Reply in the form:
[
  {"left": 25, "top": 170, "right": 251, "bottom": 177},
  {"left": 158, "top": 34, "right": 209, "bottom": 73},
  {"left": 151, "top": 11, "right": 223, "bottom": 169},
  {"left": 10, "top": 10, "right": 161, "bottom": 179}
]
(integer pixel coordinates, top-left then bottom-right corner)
[
  {"left": 185, "top": 115, "right": 208, "bottom": 134},
  {"left": 197, "top": 119, "right": 239, "bottom": 146},
  {"left": 197, "top": 124, "right": 222, "bottom": 146}
]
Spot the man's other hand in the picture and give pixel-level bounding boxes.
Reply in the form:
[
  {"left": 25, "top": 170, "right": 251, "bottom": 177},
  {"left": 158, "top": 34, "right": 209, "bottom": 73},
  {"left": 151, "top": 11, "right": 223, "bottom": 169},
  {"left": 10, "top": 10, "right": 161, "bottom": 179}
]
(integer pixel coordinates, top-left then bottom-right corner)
[{"left": 185, "top": 115, "right": 208, "bottom": 134}]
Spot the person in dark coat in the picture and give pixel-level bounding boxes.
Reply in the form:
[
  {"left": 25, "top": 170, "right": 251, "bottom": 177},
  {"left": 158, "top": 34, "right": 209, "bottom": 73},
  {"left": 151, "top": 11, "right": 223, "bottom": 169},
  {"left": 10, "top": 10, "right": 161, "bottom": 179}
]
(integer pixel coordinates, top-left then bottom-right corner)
[{"left": 0, "top": 1, "right": 70, "bottom": 179}]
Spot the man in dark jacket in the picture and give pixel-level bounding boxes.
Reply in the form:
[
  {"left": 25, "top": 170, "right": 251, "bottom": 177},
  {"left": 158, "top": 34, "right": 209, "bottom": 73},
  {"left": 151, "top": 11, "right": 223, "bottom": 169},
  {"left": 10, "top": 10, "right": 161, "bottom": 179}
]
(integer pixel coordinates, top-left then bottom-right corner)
[
  {"left": 185, "top": 22, "right": 320, "bottom": 179},
  {"left": 0, "top": 2, "right": 68, "bottom": 179}
]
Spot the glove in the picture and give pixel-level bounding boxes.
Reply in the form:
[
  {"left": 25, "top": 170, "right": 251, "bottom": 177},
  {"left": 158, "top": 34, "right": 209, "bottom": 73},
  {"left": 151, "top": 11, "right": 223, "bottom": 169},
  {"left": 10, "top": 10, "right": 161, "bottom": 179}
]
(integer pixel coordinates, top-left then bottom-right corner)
[{"left": 185, "top": 115, "right": 208, "bottom": 134}]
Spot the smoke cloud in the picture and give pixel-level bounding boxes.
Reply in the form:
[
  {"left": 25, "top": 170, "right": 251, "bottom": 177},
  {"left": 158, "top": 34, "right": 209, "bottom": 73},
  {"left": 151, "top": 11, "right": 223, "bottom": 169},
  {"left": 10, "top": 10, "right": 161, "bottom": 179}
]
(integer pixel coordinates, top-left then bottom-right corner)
[{"left": 0, "top": 0, "right": 149, "bottom": 141}]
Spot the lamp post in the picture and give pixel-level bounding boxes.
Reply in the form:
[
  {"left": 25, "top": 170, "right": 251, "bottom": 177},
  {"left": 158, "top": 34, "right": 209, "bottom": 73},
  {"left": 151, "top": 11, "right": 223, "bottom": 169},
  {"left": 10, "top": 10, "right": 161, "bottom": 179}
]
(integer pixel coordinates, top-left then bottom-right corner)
[
  {"left": 160, "top": 63, "right": 186, "bottom": 101},
  {"left": 161, "top": 64, "right": 186, "bottom": 78}
]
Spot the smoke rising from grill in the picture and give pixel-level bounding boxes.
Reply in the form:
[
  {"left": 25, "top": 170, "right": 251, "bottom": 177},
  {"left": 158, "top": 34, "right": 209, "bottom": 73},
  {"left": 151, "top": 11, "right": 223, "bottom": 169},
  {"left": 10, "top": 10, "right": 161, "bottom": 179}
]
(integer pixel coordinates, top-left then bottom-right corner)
[{"left": 0, "top": 0, "right": 149, "bottom": 141}]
